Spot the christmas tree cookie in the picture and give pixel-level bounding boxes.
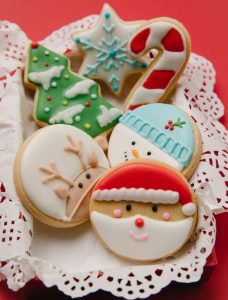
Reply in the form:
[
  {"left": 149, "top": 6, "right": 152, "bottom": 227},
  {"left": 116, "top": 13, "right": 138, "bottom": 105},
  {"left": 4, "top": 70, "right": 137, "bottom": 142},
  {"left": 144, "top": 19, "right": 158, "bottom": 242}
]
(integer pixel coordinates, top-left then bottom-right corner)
[{"left": 24, "top": 42, "right": 121, "bottom": 138}]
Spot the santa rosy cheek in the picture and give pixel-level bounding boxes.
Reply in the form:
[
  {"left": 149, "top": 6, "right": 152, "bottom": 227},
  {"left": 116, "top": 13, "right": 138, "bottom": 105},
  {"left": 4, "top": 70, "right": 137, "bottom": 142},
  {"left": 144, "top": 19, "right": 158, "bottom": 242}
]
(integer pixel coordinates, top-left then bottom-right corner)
[
  {"left": 162, "top": 212, "right": 170, "bottom": 221},
  {"left": 113, "top": 209, "right": 122, "bottom": 218}
]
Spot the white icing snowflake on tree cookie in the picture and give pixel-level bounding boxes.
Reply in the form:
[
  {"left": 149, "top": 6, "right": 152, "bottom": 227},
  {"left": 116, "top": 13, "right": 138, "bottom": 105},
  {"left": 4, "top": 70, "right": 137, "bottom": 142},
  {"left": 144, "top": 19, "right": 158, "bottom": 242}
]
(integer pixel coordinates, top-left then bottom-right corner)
[{"left": 72, "top": 4, "right": 147, "bottom": 96}]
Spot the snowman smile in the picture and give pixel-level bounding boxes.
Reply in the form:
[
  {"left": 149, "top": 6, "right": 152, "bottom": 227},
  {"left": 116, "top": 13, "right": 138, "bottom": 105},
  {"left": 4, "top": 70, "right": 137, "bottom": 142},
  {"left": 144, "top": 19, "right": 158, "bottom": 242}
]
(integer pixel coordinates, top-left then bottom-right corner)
[{"left": 129, "top": 230, "right": 149, "bottom": 241}]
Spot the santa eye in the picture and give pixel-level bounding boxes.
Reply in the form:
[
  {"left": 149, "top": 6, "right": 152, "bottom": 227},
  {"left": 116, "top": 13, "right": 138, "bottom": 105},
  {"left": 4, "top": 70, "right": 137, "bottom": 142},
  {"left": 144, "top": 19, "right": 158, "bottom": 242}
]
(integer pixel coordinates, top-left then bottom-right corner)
[
  {"left": 78, "top": 182, "right": 83, "bottom": 188},
  {"left": 86, "top": 173, "right": 91, "bottom": 179},
  {"left": 147, "top": 151, "right": 151, "bottom": 156},
  {"left": 126, "top": 204, "right": 132, "bottom": 211},
  {"left": 152, "top": 205, "right": 158, "bottom": 212},
  {"left": 131, "top": 141, "right": 136, "bottom": 145}
]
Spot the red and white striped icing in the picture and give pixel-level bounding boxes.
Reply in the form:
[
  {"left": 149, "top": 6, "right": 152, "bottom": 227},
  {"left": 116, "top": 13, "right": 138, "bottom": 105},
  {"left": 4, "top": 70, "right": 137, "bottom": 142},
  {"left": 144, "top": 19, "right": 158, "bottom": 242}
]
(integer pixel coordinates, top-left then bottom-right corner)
[{"left": 126, "top": 19, "right": 190, "bottom": 110}]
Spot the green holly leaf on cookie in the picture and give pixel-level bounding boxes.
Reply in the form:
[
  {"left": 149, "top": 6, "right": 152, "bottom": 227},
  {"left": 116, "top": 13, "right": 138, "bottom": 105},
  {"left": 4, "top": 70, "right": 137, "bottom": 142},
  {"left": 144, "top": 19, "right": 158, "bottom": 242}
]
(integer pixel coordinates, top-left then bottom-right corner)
[{"left": 165, "top": 118, "right": 186, "bottom": 130}]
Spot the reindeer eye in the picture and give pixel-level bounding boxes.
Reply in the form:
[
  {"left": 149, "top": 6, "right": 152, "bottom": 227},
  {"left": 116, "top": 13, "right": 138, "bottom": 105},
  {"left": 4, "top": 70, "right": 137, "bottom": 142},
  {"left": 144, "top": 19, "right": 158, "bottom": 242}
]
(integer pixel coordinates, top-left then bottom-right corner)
[
  {"left": 86, "top": 173, "right": 91, "bottom": 179},
  {"left": 147, "top": 151, "right": 151, "bottom": 156},
  {"left": 78, "top": 182, "right": 83, "bottom": 188},
  {"left": 131, "top": 141, "right": 136, "bottom": 145}
]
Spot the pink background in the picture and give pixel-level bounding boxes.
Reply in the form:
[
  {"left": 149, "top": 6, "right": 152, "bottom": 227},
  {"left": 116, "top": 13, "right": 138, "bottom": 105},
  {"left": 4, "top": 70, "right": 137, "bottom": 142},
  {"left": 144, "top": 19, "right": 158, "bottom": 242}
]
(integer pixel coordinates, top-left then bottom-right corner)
[{"left": 0, "top": 0, "right": 227, "bottom": 299}]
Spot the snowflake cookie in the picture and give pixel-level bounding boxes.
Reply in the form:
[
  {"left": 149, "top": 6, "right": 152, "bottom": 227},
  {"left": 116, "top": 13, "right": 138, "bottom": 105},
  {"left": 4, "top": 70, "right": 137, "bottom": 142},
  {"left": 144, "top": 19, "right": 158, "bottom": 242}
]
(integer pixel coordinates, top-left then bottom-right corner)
[{"left": 73, "top": 3, "right": 147, "bottom": 96}]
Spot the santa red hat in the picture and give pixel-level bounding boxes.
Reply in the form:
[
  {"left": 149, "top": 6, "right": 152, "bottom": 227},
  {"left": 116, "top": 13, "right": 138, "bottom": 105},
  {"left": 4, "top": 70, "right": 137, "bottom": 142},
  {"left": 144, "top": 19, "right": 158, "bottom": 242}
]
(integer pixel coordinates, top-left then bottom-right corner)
[{"left": 92, "top": 161, "right": 196, "bottom": 216}]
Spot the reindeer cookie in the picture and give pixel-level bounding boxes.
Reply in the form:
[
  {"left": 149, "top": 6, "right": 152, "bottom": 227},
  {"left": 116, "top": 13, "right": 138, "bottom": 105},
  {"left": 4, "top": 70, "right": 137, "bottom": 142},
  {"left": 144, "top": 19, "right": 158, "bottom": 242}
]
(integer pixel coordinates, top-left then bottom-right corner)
[
  {"left": 13, "top": 124, "right": 110, "bottom": 227},
  {"left": 90, "top": 160, "right": 198, "bottom": 261}
]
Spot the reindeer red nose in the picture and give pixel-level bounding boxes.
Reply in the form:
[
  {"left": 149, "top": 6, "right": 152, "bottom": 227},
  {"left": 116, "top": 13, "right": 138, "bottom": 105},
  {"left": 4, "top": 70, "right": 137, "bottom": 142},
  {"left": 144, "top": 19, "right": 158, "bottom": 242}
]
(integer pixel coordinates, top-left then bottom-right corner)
[{"left": 135, "top": 218, "right": 144, "bottom": 228}]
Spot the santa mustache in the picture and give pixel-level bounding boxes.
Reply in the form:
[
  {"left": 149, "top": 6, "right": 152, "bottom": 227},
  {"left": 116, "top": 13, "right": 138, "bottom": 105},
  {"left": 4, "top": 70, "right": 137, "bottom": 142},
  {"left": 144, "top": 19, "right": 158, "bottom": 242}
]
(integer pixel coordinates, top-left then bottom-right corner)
[{"left": 91, "top": 211, "right": 193, "bottom": 261}]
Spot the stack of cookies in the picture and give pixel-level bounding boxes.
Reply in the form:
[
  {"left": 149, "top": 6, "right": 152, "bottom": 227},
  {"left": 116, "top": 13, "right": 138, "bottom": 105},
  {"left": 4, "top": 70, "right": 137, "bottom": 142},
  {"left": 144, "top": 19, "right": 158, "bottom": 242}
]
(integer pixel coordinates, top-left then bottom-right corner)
[{"left": 13, "top": 4, "right": 203, "bottom": 262}]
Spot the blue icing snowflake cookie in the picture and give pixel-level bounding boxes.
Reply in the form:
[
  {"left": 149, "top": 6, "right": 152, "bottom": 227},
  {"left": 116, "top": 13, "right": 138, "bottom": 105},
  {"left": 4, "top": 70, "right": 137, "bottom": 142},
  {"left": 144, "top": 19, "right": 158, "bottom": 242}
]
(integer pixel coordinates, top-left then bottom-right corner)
[{"left": 73, "top": 3, "right": 147, "bottom": 96}]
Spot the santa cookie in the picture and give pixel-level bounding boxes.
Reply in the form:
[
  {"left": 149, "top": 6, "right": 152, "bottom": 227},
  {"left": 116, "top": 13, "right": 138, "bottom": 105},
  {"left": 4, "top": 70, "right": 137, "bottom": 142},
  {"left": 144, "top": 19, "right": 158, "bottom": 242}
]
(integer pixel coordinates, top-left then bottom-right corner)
[
  {"left": 73, "top": 3, "right": 147, "bottom": 96},
  {"left": 24, "top": 42, "right": 121, "bottom": 142},
  {"left": 13, "top": 124, "right": 109, "bottom": 228},
  {"left": 108, "top": 103, "right": 202, "bottom": 179},
  {"left": 90, "top": 160, "right": 198, "bottom": 261}
]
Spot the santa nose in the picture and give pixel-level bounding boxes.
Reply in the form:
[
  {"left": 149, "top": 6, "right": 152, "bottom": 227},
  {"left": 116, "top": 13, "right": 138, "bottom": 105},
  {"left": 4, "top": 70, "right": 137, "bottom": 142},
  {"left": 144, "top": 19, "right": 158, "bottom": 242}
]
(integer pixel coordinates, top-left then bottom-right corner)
[{"left": 135, "top": 218, "right": 144, "bottom": 228}]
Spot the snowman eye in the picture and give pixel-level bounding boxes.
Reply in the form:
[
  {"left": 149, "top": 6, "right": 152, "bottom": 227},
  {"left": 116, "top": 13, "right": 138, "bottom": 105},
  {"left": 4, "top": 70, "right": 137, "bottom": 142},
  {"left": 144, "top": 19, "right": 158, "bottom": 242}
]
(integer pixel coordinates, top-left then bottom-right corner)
[
  {"left": 126, "top": 204, "right": 132, "bottom": 211},
  {"left": 147, "top": 151, "right": 151, "bottom": 156},
  {"left": 152, "top": 205, "right": 158, "bottom": 212},
  {"left": 131, "top": 141, "right": 136, "bottom": 145},
  {"left": 86, "top": 173, "right": 91, "bottom": 179}
]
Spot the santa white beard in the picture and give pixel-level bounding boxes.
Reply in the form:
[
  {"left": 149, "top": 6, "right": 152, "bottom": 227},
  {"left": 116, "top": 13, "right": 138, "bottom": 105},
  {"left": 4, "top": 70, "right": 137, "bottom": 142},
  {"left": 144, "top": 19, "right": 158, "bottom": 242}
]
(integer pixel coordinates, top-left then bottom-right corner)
[
  {"left": 91, "top": 212, "right": 193, "bottom": 261},
  {"left": 108, "top": 124, "right": 183, "bottom": 170}
]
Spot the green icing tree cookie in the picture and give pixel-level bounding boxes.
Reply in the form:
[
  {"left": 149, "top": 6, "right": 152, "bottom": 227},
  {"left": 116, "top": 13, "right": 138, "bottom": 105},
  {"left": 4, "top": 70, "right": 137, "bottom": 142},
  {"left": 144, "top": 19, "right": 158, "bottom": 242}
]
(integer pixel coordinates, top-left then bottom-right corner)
[{"left": 24, "top": 42, "right": 121, "bottom": 137}]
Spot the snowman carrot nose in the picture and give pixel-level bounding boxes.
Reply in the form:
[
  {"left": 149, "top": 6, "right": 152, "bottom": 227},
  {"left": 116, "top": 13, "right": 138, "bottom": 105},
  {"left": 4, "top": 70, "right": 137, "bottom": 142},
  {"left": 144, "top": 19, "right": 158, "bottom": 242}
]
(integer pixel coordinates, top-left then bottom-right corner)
[{"left": 132, "top": 149, "right": 140, "bottom": 158}]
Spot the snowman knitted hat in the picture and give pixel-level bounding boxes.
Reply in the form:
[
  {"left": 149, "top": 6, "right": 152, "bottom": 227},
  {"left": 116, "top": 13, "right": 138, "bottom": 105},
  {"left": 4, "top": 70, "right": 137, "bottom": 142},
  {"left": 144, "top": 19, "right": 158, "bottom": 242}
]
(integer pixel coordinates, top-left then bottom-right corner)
[
  {"left": 119, "top": 103, "right": 194, "bottom": 167},
  {"left": 92, "top": 161, "right": 196, "bottom": 216}
]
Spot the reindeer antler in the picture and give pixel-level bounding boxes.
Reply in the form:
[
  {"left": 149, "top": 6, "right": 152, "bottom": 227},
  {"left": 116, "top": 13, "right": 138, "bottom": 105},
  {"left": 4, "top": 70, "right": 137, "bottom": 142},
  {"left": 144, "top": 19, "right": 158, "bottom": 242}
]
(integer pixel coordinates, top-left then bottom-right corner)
[
  {"left": 39, "top": 160, "right": 74, "bottom": 187},
  {"left": 64, "top": 135, "right": 87, "bottom": 170}
]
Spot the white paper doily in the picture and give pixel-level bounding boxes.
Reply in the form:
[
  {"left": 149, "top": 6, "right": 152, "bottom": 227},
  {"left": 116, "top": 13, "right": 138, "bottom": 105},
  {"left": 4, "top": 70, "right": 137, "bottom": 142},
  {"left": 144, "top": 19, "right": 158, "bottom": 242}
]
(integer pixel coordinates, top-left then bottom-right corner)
[{"left": 0, "top": 16, "right": 227, "bottom": 299}]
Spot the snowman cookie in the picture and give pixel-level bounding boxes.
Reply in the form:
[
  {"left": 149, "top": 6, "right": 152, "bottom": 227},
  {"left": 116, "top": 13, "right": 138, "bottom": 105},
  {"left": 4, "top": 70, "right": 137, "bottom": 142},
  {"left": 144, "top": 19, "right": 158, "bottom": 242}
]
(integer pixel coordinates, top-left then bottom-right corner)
[
  {"left": 108, "top": 103, "right": 202, "bottom": 179},
  {"left": 90, "top": 160, "right": 198, "bottom": 261},
  {"left": 24, "top": 42, "right": 121, "bottom": 142},
  {"left": 13, "top": 125, "right": 110, "bottom": 227}
]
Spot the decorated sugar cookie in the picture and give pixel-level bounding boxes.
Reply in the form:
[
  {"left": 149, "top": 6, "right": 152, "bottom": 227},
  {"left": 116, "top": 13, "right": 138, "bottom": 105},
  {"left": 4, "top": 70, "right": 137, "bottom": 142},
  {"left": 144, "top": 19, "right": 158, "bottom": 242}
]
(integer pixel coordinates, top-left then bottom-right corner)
[
  {"left": 24, "top": 43, "right": 121, "bottom": 140},
  {"left": 90, "top": 160, "right": 198, "bottom": 261},
  {"left": 108, "top": 104, "right": 202, "bottom": 179},
  {"left": 73, "top": 4, "right": 147, "bottom": 96},
  {"left": 13, "top": 125, "right": 110, "bottom": 227},
  {"left": 125, "top": 17, "right": 191, "bottom": 110}
]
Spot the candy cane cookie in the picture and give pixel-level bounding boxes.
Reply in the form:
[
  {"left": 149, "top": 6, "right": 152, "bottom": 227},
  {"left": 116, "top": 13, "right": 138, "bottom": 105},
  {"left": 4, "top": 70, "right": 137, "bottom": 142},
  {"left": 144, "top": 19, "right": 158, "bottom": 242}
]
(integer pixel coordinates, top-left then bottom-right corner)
[{"left": 125, "top": 18, "right": 191, "bottom": 110}]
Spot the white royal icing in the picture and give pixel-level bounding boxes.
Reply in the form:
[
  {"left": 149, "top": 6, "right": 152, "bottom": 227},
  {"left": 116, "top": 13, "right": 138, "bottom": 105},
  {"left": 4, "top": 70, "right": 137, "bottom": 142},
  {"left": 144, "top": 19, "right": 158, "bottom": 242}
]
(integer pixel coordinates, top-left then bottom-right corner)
[
  {"left": 182, "top": 203, "right": 196, "bottom": 216},
  {"left": 91, "top": 212, "right": 193, "bottom": 260},
  {"left": 73, "top": 4, "right": 145, "bottom": 95},
  {"left": 108, "top": 123, "right": 183, "bottom": 170},
  {"left": 128, "top": 88, "right": 164, "bottom": 106},
  {"left": 93, "top": 188, "right": 179, "bottom": 203},
  {"left": 97, "top": 105, "right": 121, "bottom": 128},
  {"left": 20, "top": 125, "right": 109, "bottom": 220},
  {"left": 28, "top": 65, "right": 65, "bottom": 91},
  {"left": 64, "top": 79, "right": 95, "bottom": 98},
  {"left": 49, "top": 104, "right": 85, "bottom": 124},
  {"left": 126, "top": 21, "right": 188, "bottom": 108}
]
